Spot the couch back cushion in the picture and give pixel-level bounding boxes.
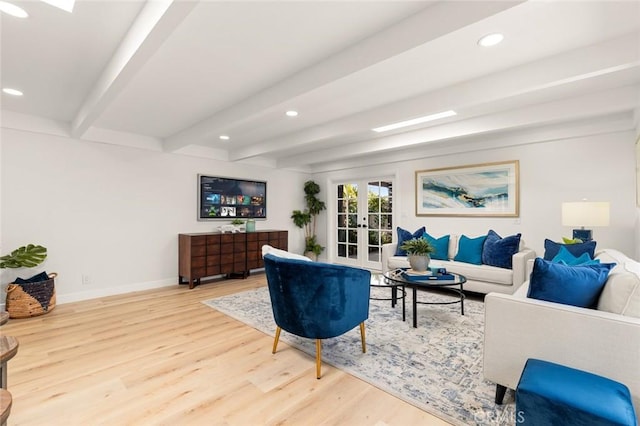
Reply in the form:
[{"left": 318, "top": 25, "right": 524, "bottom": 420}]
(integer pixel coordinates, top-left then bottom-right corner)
[
  {"left": 482, "top": 229, "right": 522, "bottom": 269},
  {"left": 454, "top": 234, "right": 487, "bottom": 265},
  {"left": 543, "top": 238, "right": 596, "bottom": 261},
  {"left": 527, "top": 258, "right": 615, "bottom": 308},
  {"left": 596, "top": 249, "right": 640, "bottom": 318},
  {"left": 422, "top": 232, "right": 450, "bottom": 260},
  {"left": 395, "top": 226, "right": 426, "bottom": 256}
]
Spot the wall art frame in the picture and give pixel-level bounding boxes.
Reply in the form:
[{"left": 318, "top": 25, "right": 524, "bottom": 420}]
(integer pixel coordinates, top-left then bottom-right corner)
[{"left": 415, "top": 160, "right": 519, "bottom": 217}]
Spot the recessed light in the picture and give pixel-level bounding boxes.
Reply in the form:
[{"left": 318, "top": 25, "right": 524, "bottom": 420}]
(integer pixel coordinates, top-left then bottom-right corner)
[
  {"left": 478, "top": 33, "right": 504, "bottom": 47},
  {"left": 0, "top": 1, "right": 28, "bottom": 18},
  {"left": 219, "top": 135, "right": 230, "bottom": 141},
  {"left": 2, "top": 88, "right": 23, "bottom": 96},
  {"left": 286, "top": 110, "right": 298, "bottom": 117},
  {"left": 372, "top": 110, "right": 457, "bottom": 133}
]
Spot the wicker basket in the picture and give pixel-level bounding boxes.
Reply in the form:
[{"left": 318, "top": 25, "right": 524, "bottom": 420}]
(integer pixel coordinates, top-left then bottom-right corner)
[{"left": 5, "top": 272, "right": 57, "bottom": 319}]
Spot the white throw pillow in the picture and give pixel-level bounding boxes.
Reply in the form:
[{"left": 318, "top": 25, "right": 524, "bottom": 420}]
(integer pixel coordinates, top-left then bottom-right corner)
[
  {"left": 261, "top": 245, "right": 312, "bottom": 262},
  {"left": 596, "top": 250, "right": 640, "bottom": 318}
]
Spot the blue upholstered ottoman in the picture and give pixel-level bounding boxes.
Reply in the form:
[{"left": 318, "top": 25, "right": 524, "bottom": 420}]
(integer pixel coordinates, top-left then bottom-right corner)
[{"left": 516, "top": 359, "right": 637, "bottom": 426}]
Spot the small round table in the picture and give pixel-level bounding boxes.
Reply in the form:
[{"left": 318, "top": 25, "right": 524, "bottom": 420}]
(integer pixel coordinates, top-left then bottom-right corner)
[
  {"left": 383, "top": 269, "right": 466, "bottom": 328},
  {"left": 369, "top": 273, "right": 406, "bottom": 322}
]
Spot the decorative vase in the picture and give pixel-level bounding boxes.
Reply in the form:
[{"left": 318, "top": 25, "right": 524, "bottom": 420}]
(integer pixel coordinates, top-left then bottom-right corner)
[
  {"left": 304, "top": 251, "right": 318, "bottom": 261},
  {"left": 408, "top": 254, "right": 430, "bottom": 272}
]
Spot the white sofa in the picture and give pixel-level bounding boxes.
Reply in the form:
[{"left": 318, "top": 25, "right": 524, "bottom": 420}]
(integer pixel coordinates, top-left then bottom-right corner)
[
  {"left": 381, "top": 235, "right": 536, "bottom": 294},
  {"left": 483, "top": 249, "right": 640, "bottom": 418}
]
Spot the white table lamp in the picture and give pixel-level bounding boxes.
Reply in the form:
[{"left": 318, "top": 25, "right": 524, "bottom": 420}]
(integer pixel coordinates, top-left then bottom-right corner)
[{"left": 561, "top": 201, "right": 610, "bottom": 241}]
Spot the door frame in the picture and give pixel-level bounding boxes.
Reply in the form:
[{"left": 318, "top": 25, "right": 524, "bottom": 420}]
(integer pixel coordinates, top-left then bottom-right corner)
[{"left": 325, "top": 174, "right": 397, "bottom": 271}]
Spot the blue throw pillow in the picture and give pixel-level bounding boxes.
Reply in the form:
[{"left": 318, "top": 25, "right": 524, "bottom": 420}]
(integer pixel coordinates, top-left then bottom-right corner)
[
  {"left": 551, "top": 246, "right": 600, "bottom": 266},
  {"left": 422, "top": 232, "right": 450, "bottom": 260},
  {"left": 395, "top": 226, "right": 426, "bottom": 256},
  {"left": 527, "top": 258, "right": 615, "bottom": 308},
  {"left": 454, "top": 234, "right": 487, "bottom": 265},
  {"left": 481, "top": 229, "right": 521, "bottom": 269},
  {"left": 543, "top": 238, "right": 596, "bottom": 261}
]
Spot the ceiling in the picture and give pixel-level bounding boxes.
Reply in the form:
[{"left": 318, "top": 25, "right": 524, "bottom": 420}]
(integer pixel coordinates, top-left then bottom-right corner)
[{"left": 1, "top": 0, "right": 639, "bottom": 172}]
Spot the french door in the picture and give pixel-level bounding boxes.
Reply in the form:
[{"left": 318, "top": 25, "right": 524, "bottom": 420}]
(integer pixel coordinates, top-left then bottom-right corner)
[{"left": 335, "top": 179, "right": 394, "bottom": 270}]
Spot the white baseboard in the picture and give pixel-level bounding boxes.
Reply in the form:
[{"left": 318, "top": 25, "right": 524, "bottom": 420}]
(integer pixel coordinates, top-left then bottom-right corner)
[{"left": 56, "top": 278, "right": 178, "bottom": 305}]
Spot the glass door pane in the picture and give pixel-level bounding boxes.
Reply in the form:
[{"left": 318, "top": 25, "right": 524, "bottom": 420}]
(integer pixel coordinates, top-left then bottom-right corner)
[
  {"left": 336, "top": 183, "right": 358, "bottom": 262},
  {"left": 335, "top": 178, "right": 393, "bottom": 270}
]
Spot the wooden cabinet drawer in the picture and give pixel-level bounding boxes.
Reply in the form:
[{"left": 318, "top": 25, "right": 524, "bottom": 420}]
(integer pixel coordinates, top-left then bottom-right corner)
[
  {"left": 192, "top": 236, "right": 207, "bottom": 246},
  {"left": 191, "top": 257, "right": 205, "bottom": 268},
  {"left": 192, "top": 245, "right": 206, "bottom": 257}
]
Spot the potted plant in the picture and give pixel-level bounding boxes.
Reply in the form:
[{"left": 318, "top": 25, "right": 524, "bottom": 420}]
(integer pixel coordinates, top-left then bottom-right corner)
[
  {"left": 400, "top": 238, "right": 435, "bottom": 272},
  {"left": 291, "top": 180, "right": 326, "bottom": 260},
  {"left": 0, "top": 244, "right": 47, "bottom": 269},
  {"left": 1, "top": 244, "right": 56, "bottom": 318}
]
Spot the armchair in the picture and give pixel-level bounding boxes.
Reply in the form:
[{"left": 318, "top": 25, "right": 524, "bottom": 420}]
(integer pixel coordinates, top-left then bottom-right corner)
[{"left": 263, "top": 253, "right": 371, "bottom": 378}]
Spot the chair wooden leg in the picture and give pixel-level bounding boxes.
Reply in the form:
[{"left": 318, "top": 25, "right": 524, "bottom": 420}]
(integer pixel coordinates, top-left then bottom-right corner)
[
  {"left": 360, "top": 322, "right": 366, "bottom": 353},
  {"left": 316, "top": 339, "right": 322, "bottom": 379},
  {"left": 272, "top": 327, "right": 281, "bottom": 354}
]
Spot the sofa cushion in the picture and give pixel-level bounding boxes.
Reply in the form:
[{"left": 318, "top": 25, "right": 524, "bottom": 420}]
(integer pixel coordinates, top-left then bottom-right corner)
[
  {"left": 552, "top": 246, "right": 601, "bottom": 266},
  {"left": 422, "top": 232, "right": 450, "bottom": 260},
  {"left": 482, "top": 229, "right": 521, "bottom": 269},
  {"left": 261, "top": 244, "right": 311, "bottom": 261},
  {"left": 438, "top": 260, "right": 514, "bottom": 285},
  {"left": 543, "top": 239, "right": 596, "bottom": 261},
  {"left": 395, "top": 226, "right": 426, "bottom": 256},
  {"left": 596, "top": 249, "right": 640, "bottom": 318},
  {"left": 528, "top": 258, "right": 615, "bottom": 308},
  {"left": 454, "top": 234, "right": 487, "bottom": 265}
]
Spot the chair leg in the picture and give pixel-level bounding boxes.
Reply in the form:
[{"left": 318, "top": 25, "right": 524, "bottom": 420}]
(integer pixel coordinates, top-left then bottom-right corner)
[
  {"left": 495, "top": 384, "right": 507, "bottom": 404},
  {"left": 316, "top": 339, "right": 322, "bottom": 379},
  {"left": 360, "top": 322, "right": 366, "bottom": 353},
  {"left": 272, "top": 327, "right": 281, "bottom": 354}
]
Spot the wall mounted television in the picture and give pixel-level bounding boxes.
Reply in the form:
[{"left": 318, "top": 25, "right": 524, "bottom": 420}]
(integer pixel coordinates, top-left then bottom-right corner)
[{"left": 198, "top": 175, "right": 267, "bottom": 220}]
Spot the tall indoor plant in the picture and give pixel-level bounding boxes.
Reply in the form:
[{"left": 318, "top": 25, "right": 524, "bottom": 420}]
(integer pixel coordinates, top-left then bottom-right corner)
[{"left": 291, "top": 180, "right": 326, "bottom": 260}]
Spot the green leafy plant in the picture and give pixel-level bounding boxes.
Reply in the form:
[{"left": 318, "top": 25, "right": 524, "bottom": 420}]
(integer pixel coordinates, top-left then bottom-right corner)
[
  {"left": 0, "top": 244, "right": 47, "bottom": 269},
  {"left": 399, "top": 238, "right": 435, "bottom": 256},
  {"left": 291, "top": 180, "right": 326, "bottom": 256},
  {"left": 230, "top": 219, "right": 245, "bottom": 226}
]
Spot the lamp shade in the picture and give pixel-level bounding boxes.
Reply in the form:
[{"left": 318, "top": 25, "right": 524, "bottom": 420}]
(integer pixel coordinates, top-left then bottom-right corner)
[{"left": 561, "top": 202, "right": 610, "bottom": 227}]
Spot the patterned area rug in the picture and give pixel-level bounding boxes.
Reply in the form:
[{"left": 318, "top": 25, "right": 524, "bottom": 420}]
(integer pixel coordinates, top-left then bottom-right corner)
[{"left": 202, "top": 286, "right": 516, "bottom": 425}]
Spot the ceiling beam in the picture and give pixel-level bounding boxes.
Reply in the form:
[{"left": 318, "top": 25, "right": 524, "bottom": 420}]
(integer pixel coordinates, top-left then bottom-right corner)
[
  {"left": 163, "top": 0, "right": 525, "bottom": 152},
  {"left": 276, "top": 85, "right": 639, "bottom": 168},
  {"left": 228, "top": 32, "right": 640, "bottom": 162},
  {"left": 70, "top": 0, "right": 197, "bottom": 139}
]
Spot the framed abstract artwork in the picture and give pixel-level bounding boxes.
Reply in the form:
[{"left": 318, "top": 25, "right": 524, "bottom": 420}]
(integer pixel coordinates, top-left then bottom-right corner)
[{"left": 415, "top": 160, "right": 519, "bottom": 217}]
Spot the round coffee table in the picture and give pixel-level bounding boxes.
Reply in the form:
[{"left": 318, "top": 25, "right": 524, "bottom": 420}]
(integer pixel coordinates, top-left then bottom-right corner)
[
  {"left": 370, "top": 273, "right": 406, "bottom": 321},
  {"left": 383, "top": 269, "right": 466, "bottom": 328}
]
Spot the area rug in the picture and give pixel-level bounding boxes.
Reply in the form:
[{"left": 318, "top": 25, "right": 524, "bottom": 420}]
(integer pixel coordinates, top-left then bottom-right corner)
[{"left": 202, "top": 286, "right": 516, "bottom": 426}]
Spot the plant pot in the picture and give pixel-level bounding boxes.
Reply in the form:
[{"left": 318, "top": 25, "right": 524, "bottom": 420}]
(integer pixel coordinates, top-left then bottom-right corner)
[
  {"left": 304, "top": 251, "right": 318, "bottom": 261},
  {"left": 408, "top": 254, "right": 430, "bottom": 272}
]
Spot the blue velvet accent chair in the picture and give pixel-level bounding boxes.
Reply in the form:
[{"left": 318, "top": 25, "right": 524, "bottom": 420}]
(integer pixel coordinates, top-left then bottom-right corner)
[
  {"left": 263, "top": 253, "right": 371, "bottom": 379},
  {"left": 516, "top": 359, "right": 638, "bottom": 425}
]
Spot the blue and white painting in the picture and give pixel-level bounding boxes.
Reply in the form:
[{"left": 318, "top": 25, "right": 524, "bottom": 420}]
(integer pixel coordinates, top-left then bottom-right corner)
[{"left": 416, "top": 162, "right": 518, "bottom": 216}]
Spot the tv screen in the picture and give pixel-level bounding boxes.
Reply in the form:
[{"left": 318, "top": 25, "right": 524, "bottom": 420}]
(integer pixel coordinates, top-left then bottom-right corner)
[{"left": 198, "top": 175, "right": 267, "bottom": 220}]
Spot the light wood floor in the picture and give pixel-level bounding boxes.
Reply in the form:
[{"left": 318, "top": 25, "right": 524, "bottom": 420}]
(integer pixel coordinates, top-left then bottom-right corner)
[{"left": 1, "top": 273, "right": 451, "bottom": 426}]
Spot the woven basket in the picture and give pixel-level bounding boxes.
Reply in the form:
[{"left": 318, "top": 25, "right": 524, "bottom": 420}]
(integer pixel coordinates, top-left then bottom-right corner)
[{"left": 6, "top": 272, "right": 57, "bottom": 319}]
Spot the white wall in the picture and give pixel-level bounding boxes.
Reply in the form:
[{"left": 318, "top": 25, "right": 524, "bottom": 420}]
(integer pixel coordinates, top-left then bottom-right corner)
[
  {"left": 1, "top": 128, "right": 309, "bottom": 304},
  {"left": 315, "top": 130, "right": 637, "bottom": 262}
]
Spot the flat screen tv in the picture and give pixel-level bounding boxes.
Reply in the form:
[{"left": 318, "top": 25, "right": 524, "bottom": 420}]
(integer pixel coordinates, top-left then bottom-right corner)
[{"left": 198, "top": 175, "right": 267, "bottom": 220}]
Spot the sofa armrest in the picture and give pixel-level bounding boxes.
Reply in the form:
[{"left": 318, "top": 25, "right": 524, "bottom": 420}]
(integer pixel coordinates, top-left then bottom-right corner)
[
  {"left": 511, "top": 248, "right": 536, "bottom": 291},
  {"left": 381, "top": 243, "right": 398, "bottom": 273},
  {"left": 483, "top": 292, "right": 640, "bottom": 414}
]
